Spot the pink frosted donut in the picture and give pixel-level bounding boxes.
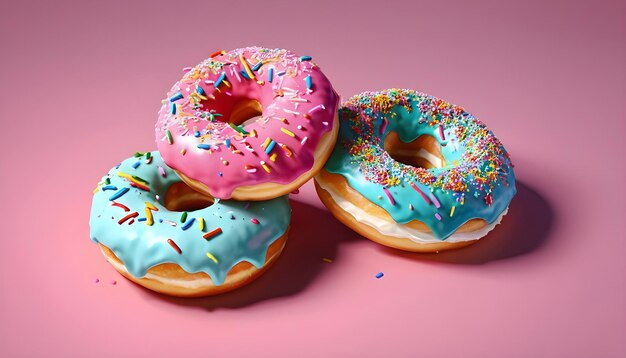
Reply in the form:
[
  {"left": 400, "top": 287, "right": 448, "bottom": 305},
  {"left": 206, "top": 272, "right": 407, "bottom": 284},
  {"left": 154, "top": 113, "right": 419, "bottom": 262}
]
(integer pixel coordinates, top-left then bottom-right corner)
[{"left": 155, "top": 47, "right": 339, "bottom": 200}]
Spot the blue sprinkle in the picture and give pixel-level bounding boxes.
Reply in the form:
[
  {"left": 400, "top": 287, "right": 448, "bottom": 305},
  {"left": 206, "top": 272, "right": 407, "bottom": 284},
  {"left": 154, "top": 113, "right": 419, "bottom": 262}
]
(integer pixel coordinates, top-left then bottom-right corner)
[
  {"left": 137, "top": 217, "right": 147, "bottom": 222},
  {"left": 299, "top": 55, "right": 312, "bottom": 62},
  {"left": 101, "top": 185, "right": 118, "bottom": 191},
  {"left": 376, "top": 272, "right": 384, "bottom": 279},
  {"left": 214, "top": 72, "right": 226, "bottom": 87},
  {"left": 268, "top": 68, "right": 274, "bottom": 83},
  {"left": 265, "top": 140, "right": 276, "bottom": 154},
  {"left": 132, "top": 161, "right": 141, "bottom": 169},
  {"left": 196, "top": 86, "right": 206, "bottom": 96},
  {"left": 159, "top": 219, "right": 163, "bottom": 223},
  {"left": 197, "top": 144, "right": 211, "bottom": 150},
  {"left": 108, "top": 187, "right": 129, "bottom": 201},
  {"left": 251, "top": 61, "right": 263, "bottom": 71},
  {"left": 239, "top": 70, "right": 250, "bottom": 80},
  {"left": 277, "top": 70, "right": 286, "bottom": 77},
  {"left": 218, "top": 172, "right": 223, "bottom": 177},
  {"left": 305, "top": 75, "right": 312, "bottom": 90},
  {"left": 170, "top": 103, "right": 176, "bottom": 115},
  {"left": 225, "top": 138, "right": 231, "bottom": 148},
  {"left": 194, "top": 131, "right": 201, "bottom": 137},
  {"left": 181, "top": 218, "right": 195, "bottom": 230},
  {"left": 169, "top": 92, "right": 183, "bottom": 102}
]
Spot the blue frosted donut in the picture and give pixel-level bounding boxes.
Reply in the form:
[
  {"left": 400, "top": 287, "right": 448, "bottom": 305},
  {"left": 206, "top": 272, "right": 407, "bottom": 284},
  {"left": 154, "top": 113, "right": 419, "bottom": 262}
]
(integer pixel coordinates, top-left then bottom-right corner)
[
  {"left": 89, "top": 151, "right": 290, "bottom": 297},
  {"left": 315, "top": 89, "right": 516, "bottom": 252}
]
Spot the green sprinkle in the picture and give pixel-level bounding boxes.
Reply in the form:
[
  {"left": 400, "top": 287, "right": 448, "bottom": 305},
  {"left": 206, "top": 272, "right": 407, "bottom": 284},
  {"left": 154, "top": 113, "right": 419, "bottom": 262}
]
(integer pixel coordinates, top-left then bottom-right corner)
[
  {"left": 180, "top": 211, "right": 188, "bottom": 223},
  {"left": 131, "top": 175, "right": 150, "bottom": 185},
  {"left": 104, "top": 178, "right": 111, "bottom": 185},
  {"left": 229, "top": 122, "right": 249, "bottom": 134},
  {"left": 145, "top": 152, "right": 151, "bottom": 160},
  {"left": 166, "top": 130, "right": 173, "bottom": 144},
  {"left": 133, "top": 152, "right": 146, "bottom": 157}
]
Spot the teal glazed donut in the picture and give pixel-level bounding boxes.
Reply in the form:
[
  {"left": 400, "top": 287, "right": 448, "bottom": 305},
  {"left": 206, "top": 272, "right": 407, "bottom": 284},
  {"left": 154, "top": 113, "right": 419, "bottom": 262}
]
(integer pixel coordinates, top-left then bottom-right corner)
[
  {"left": 89, "top": 151, "right": 290, "bottom": 297},
  {"left": 315, "top": 89, "right": 516, "bottom": 252}
]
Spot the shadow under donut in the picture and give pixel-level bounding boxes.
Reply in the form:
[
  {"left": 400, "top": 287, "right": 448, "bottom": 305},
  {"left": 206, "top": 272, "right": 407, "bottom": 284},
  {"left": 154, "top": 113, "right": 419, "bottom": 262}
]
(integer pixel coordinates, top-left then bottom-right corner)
[
  {"left": 133, "top": 199, "right": 359, "bottom": 310},
  {"left": 377, "top": 180, "right": 555, "bottom": 264}
]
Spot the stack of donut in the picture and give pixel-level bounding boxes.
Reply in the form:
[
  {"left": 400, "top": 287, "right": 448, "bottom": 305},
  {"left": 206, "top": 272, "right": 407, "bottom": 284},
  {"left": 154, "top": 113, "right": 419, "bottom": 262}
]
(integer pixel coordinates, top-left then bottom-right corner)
[{"left": 90, "top": 47, "right": 516, "bottom": 298}]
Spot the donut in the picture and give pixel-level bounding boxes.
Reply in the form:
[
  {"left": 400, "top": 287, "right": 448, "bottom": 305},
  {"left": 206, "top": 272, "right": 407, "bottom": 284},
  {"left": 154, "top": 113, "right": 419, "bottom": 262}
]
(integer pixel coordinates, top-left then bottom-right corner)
[
  {"left": 155, "top": 46, "right": 339, "bottom": 201},
  {"left": 89, "top": 151, "right": 291, "bottom": 297},
  {"left": 315, "top": 89, "right": 516, "bottom": 252}
]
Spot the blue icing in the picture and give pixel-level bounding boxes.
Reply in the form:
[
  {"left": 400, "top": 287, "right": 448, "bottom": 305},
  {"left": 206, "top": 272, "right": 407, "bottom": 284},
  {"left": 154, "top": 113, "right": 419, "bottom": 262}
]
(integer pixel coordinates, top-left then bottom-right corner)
[
  {"left": 324, "top": 89, "right": 516, "bottom": 240},
  {"left": 89, "top": 151, "right": 291, "bottom": 285}
]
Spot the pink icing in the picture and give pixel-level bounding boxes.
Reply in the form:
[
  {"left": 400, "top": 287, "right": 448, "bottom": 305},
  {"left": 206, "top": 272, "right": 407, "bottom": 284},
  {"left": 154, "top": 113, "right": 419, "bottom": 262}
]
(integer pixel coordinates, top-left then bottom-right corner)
[{"left": 155, "top": 47, "right": 339, "bottom": 199}]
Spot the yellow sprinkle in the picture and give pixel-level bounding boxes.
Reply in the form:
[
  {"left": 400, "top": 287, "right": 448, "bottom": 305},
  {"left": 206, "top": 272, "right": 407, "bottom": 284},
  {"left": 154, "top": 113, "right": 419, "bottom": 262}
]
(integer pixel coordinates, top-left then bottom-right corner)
[
  {"left": 199, "top": 217, "right": 205, "bottom": 231},
  {"left": 322, "top": 258, "right": 333, "bottom": 263},
  {"left": 222, "top": 160, "right": 229, "bottom": 165},
  {"left": 256, "top": 80, "right": 265, "bottom": 85},
  {"left": 206, "top": 252, "right": 219, "bottom": 264},
  {"left": 145, "top": 202, "right": 158, "bottom": 211},
  {"left": 250, "top": 129, "right": 258, "bottom": 138},
  {"left": 450, "top": 206, "right": 456, "bottom": 217},
  {"left": 239, "top": 53, "right": 255, "bottom": 79},
  {"left": 223, "top": 80, "right": 232, "bottom": 88},
  {"left": 145, "top": 207, "right": 154, "bottom": 226},
  {"left": 269, "top": 153, "right": 278, "bottom": 162},
  {"left": 280, "top": 127, "right": 295, "bottom": 137},
  {"left": 261, "top": 161, "right": 271, "bottom": 173},
  {"left": 180, "top": 148, "right": 187, "bottom": 155},
  {"left": 92, "top": 187, "right": 99, "bottom": 194},
  {"left": 261, "top": 137, "right": 271, "bottom": 148}
]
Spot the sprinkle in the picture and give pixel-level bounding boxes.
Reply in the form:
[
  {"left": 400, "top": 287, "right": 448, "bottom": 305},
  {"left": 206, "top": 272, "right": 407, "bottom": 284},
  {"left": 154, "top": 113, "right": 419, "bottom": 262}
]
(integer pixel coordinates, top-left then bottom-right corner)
[
  {"left": 101, "top": 185, "right": 117, "bottom": 191},
  {"left": 203, "top": 227, "right": 222, "bottom": 240},
  {"left": 182, "top": 67, "right": 193, "bottom": 72},
  {"left": 158, "top": 166, "right": 166, "bottom": 177},
  {"left": 300, "top": 55, "right": 312, "bottom": 62},
  {"left": 268, "top": 67, "right": 274, "bottom": 83},
  {"left": 382, "top": 188, "right": 395, "bottom": 205},
  {"left": 269, "top": 153, "right": 278, "bottom": 162},
  {"left": 380, "top": 118, "right": 388, "bottom": 135},
  {"left": 206, "top": 252, "right": 219, "bottom": 264},
  {"left": 222, "top": 160, "right": 229, "bottom": 165},
  {"left": 109, "top": 187, "right": 129, "bottom": 201},
  {"left": 280, "top": 127, "right": 295, "bottom": 137},
  {"left": 198, "top": 217, "right": 205, "bottom": 231},
  {"left": 410, "top": 182, "right": 431, "bottom": 204},
  {"left": 376, "top": 272, "right": 384, "bottom": 279},
  {"left": 110, "top": 280, "right": 117, "bottom": 285},
  {"left": 308, "top": 104, "right": 324, "bottom": 114},
  {"left": 277, "top": 70, "right": 286, "bottom": 77},
  {"left": 197, "top": 144, "right": 211, "bottom": 150},
  {"left": 305, "top": 75, "right": 312, "bottom": 90},
  {"left": 251, "top": 218, "right": 260, "bottom": 224},
  {"left": 260, "top": 161, "right": 270, "bottom": 173},
  {"left": 94, "top": 278, "right": 99, "bottom": 283},
  {"left": 225, "top": 138, "right": 231, "bottom": 148},
  {"left": 196, "top": 85, "right": 206, "bottom": 96},
  {"left": 209, "top": 50, "right": 224, "bottom": 58},
  {"left": 181, "top": 218, "right": 195, "bottom": 230},
  {"left": 180, "top": 148, "right": 187, "bottom": 156},
  {"left": 239, "top": 53, "right": 255, "bottom": 79},
  {"left": 280, "top": 143, "right": 293, "bottom": 157},
  {"left": 450, "top": 206, "right": 456, "bottom": 217},
  {"left": 301, "top": 136, "right": 308, "bottom": 145},
  {"left": 162, "top": 219, "right": 177, "bottom": 227},
  {"left": 214, "top": 72, "right": 226, "bottom": 88},
  {"left": 169, "top": 92, "right": 183, "bottom": 102},
  {"left": 283, "top": 108, "right": 300, "bottom": 115},
  {"left": 439, "top": 124, "right": 445, "bottom": 140},
  {"left": 111, "top": 201, "right": 130, "bottom": 212},
  {"left": 428, "top": 192, "right": 441, "bottom": 208},
  {"left": 229, "top": 122, "right": 249, "bottom": 134},
  {"left": 265, "top": 140, "right": 276, "bottom": 154},
  {"left": 137, "top": 218, "right": 146, "bottom": 222},
  {"left": 240, "top": 70, "right": 250, "bottom": 80},
  {"left": 144, "top": 207, "right": 154, "bottom": 226},
  {"left": 131, "top": 161, "right": 140, "bottom": 169},
  {"left": 104, "top": 178, "right": 111, "bottom": 185},
  {"left": 250, "top": 129, "right": 258, "bottom": 138},
  {"left": 251, "top": 61, "right": 263, "bottom": 71},
  {"left": 145, "top": 202, "right": 158, "bottom": 211},
  {"left": 180, "top": 211, "right": 188, "bottom": 223},
  {"left": 167, "top": 239, "right": 182, "bottom": 254},
  {"left": 245, "top": 164, "right": 257, "bottom": 173},
  {"left": 130, "top": 182, "right": 149, "bottom": 191},
  {"left": 409, "top": 204, "right": 414, "bottom": 211},
  {"left": 170, "top": 103, "right": 176, "bottom": 115},
  {"left": 166, "top": 130, "right": 173, "bottom": 144},
  {"left": 261, "top": 137, "right": 271, "bottom": 148},
  {"left": 322, "top": 258, "right": 333, "bottom": 263},
  {"left": 118, "top": 212, "right": 138, "bottom": 225},
  {"left": 130, "top": 175, "right": 149, "bottom": 185},
  {"left": 435, "top": 213, "right": 442, "bottom": 221}
]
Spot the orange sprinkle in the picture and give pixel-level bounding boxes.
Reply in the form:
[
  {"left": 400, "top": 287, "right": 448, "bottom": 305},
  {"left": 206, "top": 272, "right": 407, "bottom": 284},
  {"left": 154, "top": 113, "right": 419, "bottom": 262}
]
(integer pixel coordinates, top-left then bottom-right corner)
[
  {"left": 203, "top": 227, "right": 222, "bottom": 240},
  {"left": 118, "top": 212, "right": 138, "bottom": 225},
  {"left": 167, "top": 239, "right": 182, "bottom": 254}
]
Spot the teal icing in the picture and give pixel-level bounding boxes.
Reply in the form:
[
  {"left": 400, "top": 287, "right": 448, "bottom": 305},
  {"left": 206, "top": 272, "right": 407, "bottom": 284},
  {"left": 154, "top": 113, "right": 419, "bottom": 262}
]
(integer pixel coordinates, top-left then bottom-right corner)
[
  {"left": 89, "top": 151, "right": 291, "bottom": 285},
  {"left": 324, "top": 89, "right": 516, "bottom": 240}
]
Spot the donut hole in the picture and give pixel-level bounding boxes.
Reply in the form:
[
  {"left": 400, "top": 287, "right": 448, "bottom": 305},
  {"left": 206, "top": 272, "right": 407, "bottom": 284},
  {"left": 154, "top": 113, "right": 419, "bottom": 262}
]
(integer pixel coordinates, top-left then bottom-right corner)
[
  {"left": 229, "top": 98, "right": 263, "bottom": 127},
  {"left": 164, "top": 182, "right": 214, "bottom": 212},
  {"left": 384, "top": 132, "right": 445, "bottom": 169}
]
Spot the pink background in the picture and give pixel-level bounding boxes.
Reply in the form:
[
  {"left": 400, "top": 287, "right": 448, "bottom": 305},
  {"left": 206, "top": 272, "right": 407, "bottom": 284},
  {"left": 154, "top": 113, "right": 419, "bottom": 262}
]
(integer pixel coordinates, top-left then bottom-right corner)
[{"left": 1, "top": 0, "right": 625, "bottom": 357}]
